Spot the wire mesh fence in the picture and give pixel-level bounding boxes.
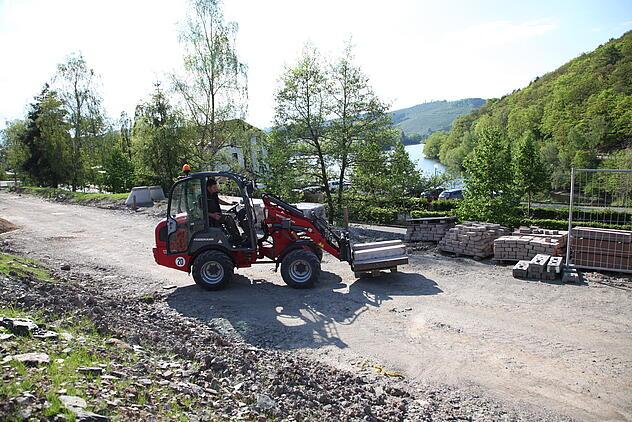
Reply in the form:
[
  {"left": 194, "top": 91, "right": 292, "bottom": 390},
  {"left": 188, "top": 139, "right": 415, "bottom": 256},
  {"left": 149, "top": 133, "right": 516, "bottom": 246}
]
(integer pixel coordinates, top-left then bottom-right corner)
[{"left": 565, "top": 168, "right": 632, "bottom": 273}]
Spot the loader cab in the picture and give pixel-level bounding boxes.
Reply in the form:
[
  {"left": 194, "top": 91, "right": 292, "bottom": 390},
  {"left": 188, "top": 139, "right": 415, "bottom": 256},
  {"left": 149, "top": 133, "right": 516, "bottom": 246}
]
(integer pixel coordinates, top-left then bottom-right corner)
[{"left": 165, "top": 172, "right": 257, "bottom": 256}]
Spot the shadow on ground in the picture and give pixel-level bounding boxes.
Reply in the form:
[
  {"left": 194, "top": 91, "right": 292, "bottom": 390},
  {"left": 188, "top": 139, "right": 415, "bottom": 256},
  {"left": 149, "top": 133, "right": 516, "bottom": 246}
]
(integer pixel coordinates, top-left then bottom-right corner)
[{"left": 167, "top": 269, "right": 441, "bottom": 350}]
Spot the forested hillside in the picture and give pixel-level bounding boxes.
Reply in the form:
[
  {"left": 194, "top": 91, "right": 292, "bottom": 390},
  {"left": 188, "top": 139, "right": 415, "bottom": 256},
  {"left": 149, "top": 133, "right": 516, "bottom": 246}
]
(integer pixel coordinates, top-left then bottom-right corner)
[
  {"left": 390, "top": 98, "right": 485, "bottom": 143},
  {"left": 424, "top": 31, "right": 632, "bottom": 188}
]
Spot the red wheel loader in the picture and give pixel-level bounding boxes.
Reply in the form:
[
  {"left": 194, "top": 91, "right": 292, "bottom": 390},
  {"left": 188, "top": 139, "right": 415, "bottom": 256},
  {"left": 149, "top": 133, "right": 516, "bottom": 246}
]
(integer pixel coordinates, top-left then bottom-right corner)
[{"left": 153, "top": 171, "right": 408, "bottom": 290}]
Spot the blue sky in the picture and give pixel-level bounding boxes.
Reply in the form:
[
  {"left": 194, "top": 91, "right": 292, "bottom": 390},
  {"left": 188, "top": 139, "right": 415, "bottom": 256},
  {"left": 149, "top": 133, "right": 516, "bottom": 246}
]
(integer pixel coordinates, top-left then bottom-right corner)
[{"left": 0, "top": 0, "right": 630, "bottom": 130}]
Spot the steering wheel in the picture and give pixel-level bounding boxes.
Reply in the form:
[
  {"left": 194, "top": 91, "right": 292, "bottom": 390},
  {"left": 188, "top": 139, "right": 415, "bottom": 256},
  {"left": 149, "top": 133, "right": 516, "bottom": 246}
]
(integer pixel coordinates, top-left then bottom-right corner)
[{"left": 227, "top": 202, "right": 240, "bottom": 214}]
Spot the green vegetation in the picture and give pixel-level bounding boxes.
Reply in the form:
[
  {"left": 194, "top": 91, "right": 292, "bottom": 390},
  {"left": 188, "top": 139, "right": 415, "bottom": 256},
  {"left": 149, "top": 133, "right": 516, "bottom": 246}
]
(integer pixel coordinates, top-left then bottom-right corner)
[
  {"left": 424, "top": 31, "right": 632, "bottom": 190},
  {"left": 0, "top": 252, "right": 53, "bottom": 282},
  {"left": 0, "top": 0, "right": 255, "bottom": 195},
  {"left": 1, "top": 252, "right": 202, "bottom": 420},
  {"left": 268, "top": 42, "right": 416, "bottom": 222},
  {"left": 390, "top": 98, "right": 485, "bottom": 142},
  {"left": 458, "top": 124, "right": 520, "bottom": 226},
  {"left": 13, "top": 186, "right": 128, "bottom": 205},
  {"left": 0, "top": 306, "right": 199, "bottom": 421}
]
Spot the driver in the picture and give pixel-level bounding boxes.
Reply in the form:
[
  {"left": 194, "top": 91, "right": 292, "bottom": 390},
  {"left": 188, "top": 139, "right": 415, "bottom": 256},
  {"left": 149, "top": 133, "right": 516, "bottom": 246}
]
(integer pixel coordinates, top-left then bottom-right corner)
[{"left": 206, "top": 178, "right": 243, "bottom": 244}]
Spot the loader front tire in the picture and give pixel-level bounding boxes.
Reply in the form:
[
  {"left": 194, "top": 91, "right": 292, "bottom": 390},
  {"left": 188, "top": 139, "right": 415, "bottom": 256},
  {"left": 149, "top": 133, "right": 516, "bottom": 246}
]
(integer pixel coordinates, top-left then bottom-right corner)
[
  {"left": 192, "top": 250, "right": 233, "bottom": 290},
  {"left": 281, "top": 249, "right": 320, "bottom": 289}
]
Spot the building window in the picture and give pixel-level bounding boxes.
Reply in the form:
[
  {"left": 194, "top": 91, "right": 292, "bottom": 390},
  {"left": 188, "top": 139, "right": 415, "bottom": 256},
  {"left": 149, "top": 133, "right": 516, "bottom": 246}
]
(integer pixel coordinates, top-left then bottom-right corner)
[{"left": 232, "top": 152, "right": 239, "bottom": 161}]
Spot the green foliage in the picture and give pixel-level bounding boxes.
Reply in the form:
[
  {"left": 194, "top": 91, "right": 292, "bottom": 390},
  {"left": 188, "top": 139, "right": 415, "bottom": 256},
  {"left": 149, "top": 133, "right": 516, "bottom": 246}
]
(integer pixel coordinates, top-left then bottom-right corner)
[
  {"left": 18, "top": 85, "right": 73, "bottom": 188},
  {"left": 0, "top": 252, "right": 53, "bottom": 282},
  {"left": 410, "top": 210, "right": 455, "bottom": 218},
  {"left": 1, "top": 120, "right": 28, "bottom": 180},
  {"left": 458, "top": 124, "right": 520, "bottom": 226},
  {"left": 14, "top": 186, "right": 128, "bottom": 204},
  {"left": 433, "top": 31, "right": 632, "bottom": 199},
  {"left": 514, "top": 131, "right": 549, "bottom": 214},
  {"left": 103, "top": 147, "right": 134, "bottom": 193},
  {"left": 530, "top": 207, "right": 632, "bottom": 225},
  {"left": 55, "top": 52, "right": 104, "bottom": 191},
  {"left": 422, "top": 131, "right": 448, "bottom": 159},
  {"left": 261, "top": 129, "right": 303, "bottom": 202},
  {"left": 386, "top": 140, "right": 423, "bottom": 202},
  {"left": 271, "top": 41, "right": 396, "bottom": 222},
  {"left": 348, "top": 205, "right": 398, "bottom": 224},
  {"left": 522, "top": 218, "right": 630, "bottom": 231},
  {"left": 132, "top": 84, "right": 192, "bottom": 192},
  {"left": 351, "top": 136, "right": 391, "bottom": 199},
  {"left": 172, "top": 0, "right": 248, "bottom": 169}
]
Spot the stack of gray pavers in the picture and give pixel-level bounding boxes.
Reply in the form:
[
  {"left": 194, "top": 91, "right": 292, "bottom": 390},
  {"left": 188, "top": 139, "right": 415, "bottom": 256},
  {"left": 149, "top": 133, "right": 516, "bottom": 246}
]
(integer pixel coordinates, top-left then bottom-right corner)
[
  {"left": 438, "top": 222, "right": 510, "bottom": 258},
  {"left": 494, "top": 227, "right": 568, "bottom": 262},
  {"left": 513, "top": 254, "right": 563, "bottom": 281},
  {"left": 405, "top": 216, "right": 457, "bottom": 242}
]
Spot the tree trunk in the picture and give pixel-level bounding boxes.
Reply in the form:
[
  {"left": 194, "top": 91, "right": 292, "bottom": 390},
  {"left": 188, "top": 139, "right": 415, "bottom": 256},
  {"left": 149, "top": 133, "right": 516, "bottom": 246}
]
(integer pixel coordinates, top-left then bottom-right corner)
[
  {"left": 315, "top": 147, "right": 334, "bottom": 224},
  {"left": 528, "top": 191, "right": 532, "bottom": 217},
  {"left": 336, "top": 158, "right": 347, "bottom": 219}
]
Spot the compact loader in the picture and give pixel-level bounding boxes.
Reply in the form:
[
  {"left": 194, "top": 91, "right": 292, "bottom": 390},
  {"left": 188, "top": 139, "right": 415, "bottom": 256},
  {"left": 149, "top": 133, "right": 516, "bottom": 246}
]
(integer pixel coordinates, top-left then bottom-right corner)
[{"left": 153, "top": 171, "right": 408, "bottom": 290}]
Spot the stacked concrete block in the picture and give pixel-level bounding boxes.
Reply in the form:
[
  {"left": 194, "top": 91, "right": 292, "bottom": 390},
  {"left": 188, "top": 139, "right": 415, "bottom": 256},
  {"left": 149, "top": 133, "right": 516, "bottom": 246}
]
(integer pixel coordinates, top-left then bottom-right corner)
[
  {"left": 494, "top": 227, "right": 567, "bottom": 262},
  {"left": 513, "top": 254, "right": 562, "bottom": 281},
  {"left": 512, "top": 260, "right": 529, "bottom": 278},
  {"left": 438, "top": 222, "right": 510, "bottom": 258},
  {"left": 547, "top": 257, "right": 563, "bottom": 278},
  {"left": 527, "top": 254, "right": 550, "bottom": 279},
  {"left": 405, "top": 216, "right": 457, "bottom": 242}
]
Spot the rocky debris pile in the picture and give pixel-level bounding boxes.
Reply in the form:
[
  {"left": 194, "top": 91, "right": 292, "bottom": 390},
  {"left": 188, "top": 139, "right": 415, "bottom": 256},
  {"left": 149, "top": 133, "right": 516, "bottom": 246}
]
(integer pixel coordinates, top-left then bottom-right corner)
[
  {"left": 439, "top": 222, "right": 510, "bottom": 259},
  {"left": 494, "top": 227, "right": 567, "bottom": 262},
  {"left": 405, "top": 216, "right": 457, "bottom": 242},
  {"left": 1, "top": 316, "right": 61, "bottom": 339},
  {"left": 0, "top": 217, "right": 17, "bottom": 234},
  {"left": 0, "top": 251, "right": 570, "bottom": 421}
]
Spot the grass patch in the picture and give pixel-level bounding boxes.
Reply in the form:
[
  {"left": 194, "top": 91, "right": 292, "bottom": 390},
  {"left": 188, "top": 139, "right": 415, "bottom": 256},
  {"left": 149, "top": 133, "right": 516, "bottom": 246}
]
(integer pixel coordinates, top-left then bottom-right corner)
[
  {"left": 0, "top": 306, "right": 199, "bottom": 420},
  {"left": 11, "top": 186, "right": 128, "bottom": 205},
  {"left": 0, "top": 252, "right": 53, "bottom": 282}
]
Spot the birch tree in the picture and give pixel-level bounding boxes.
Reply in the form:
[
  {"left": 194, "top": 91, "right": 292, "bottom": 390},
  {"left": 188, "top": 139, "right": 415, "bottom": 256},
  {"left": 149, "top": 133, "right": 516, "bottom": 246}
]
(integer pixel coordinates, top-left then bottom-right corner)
[
  {"left": 173, "top": 0, "right": 248, "bottom": 169},
  {"left": 274, "top": 45, "right": 335, "bottom": 221},
  {"left": 55, "top": 52, "right": 101, "bottom": 190}
]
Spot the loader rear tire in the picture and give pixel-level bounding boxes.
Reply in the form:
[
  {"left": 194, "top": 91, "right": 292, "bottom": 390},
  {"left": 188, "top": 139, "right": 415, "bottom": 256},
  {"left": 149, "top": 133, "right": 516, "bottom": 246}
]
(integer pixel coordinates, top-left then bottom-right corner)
[
  {"left": 192, "top": 250, "right": 233, "bottom": 290},
  {"left": 281, "top": 249, "right": 320, "bottom": 289}
]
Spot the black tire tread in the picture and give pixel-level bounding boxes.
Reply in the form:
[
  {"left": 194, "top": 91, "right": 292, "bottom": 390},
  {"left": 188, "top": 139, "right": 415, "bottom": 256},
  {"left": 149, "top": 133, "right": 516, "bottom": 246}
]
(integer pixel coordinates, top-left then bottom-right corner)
[
  {"left": 192, "top": 250, "right": 233, "bottom": 291},
  {"left": 280, "top": 249, "right": 320, "bottom": 289}
]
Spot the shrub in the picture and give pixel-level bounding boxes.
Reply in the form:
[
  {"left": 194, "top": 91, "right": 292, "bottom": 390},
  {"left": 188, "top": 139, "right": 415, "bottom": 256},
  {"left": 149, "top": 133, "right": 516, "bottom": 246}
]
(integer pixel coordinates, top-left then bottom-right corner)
[{"left": 409, "top": 210, "right": 454, "bottom": 218}]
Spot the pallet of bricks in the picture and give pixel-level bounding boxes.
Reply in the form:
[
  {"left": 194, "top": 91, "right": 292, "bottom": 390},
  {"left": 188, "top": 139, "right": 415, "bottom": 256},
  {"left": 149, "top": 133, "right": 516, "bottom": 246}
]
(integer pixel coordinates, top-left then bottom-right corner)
[
  {"left": 438, "top": 222, "right": 510, "bottom": 258},
  {"left": 493, "top": 227, "right": 568, "bottom": 262},
  {"left": 406, "top": 216, "right": 457, "bottom": 242},
  {"left": 571, "top": 227, "right": 632, "bottom": 272}
]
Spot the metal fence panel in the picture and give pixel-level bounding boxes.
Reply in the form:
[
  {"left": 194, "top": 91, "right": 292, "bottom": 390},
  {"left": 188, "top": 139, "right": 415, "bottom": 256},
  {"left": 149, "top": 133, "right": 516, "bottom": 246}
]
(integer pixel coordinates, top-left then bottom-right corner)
[{"left": 565, "top": 168, "right": 632, "bottom": 273}]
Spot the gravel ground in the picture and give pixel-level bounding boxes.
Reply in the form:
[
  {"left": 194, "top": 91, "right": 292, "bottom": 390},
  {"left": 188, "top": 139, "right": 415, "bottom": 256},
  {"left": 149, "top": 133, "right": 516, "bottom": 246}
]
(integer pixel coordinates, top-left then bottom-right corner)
[
  {"left": 1, "top": 191, "right": 631, "bottom": 421},
  {"left": 0, "top": 264, "right": 545, "bottom": 421}
]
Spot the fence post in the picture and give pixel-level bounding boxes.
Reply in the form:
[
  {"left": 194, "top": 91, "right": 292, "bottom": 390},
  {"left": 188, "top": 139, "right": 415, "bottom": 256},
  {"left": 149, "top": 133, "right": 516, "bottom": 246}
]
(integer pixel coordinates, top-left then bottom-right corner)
[{"left": 565, "top": 167, "right": 575, "bottom": 269}]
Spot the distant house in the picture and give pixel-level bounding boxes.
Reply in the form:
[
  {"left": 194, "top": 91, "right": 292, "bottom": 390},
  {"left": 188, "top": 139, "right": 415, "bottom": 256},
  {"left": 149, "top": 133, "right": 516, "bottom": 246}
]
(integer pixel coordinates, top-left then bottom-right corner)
[{"left": 214, "top": 119, "right": 268, "bottom": 181}]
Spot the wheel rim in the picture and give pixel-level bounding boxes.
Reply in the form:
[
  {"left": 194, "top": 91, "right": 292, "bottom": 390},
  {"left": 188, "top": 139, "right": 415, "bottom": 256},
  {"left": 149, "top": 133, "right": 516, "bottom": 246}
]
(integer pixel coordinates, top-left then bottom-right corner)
[
  {"left": 200, "top": 260, "right": 224, "bottom": 285},
  {"left": 289, "top": 259, "right": 312, "bottom": 283}
]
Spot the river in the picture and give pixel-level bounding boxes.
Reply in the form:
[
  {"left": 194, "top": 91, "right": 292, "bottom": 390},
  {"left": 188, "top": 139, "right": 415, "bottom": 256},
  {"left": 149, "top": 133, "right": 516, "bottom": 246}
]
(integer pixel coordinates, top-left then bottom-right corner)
[{"left": 404, "top": 143, "right": 446, "bottom": 176}]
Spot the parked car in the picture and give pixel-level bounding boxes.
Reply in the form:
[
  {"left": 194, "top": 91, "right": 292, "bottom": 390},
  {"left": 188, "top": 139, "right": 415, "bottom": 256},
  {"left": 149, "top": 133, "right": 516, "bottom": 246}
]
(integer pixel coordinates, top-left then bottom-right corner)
[
  {"left": 420, "top": 188, "right": 445, "bottom": 201},
  {"left": 438, "top": 188, "right": 464, "bottom": 200}
]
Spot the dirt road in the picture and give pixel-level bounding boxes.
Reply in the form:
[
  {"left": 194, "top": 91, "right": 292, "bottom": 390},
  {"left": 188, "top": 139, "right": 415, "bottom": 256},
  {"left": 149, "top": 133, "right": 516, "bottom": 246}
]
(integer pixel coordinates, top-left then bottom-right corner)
[{"left": 1, "top": 192, "right": 631, "bottom": 421}]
